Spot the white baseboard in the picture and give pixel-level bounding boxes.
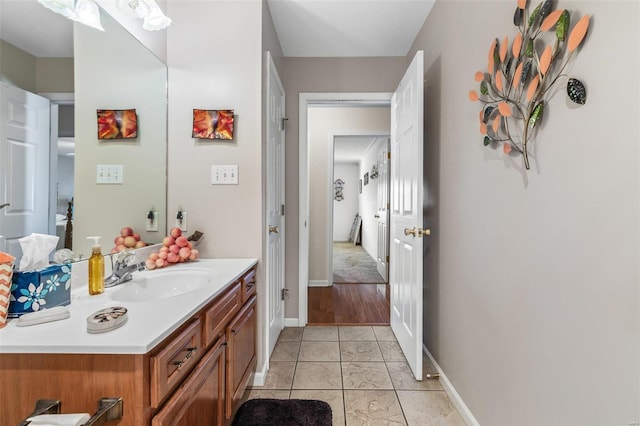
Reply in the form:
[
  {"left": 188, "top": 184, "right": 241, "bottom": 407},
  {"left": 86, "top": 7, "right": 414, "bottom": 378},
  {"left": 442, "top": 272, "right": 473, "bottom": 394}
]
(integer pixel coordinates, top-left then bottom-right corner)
[
  {"left": 423, "top": 344, "right": 480, "bottom": 426},
  {"left": 250, "top": 360, "right": 268, "bottom": 387},
  {"left": 308, "top": 280, "right": 330, "bottom": 287},
  {"left": 284, "top": 318, "right": 300, "bottom": 327}
]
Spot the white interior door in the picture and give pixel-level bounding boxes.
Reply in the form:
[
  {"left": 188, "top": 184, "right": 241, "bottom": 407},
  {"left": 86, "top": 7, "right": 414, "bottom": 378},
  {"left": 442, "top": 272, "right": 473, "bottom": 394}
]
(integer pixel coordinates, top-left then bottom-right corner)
[
  {"left": 0, "top": 83, "right": 51, "bottom": 262},
  {"left": 376, "top": 139, "right": 390, "bottom": 280},
  {"left": 266, "top": 52, "right": 286, "bottom": 358},
  {"left": 390, "top": 50, "right": 425, "bottom": 380}
]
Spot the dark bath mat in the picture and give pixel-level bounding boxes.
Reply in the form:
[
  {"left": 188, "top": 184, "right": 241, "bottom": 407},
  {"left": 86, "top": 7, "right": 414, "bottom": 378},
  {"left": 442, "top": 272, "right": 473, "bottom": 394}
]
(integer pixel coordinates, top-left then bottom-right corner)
[{"left": 232, "top": 398, "right": 332, "bottom": 426}]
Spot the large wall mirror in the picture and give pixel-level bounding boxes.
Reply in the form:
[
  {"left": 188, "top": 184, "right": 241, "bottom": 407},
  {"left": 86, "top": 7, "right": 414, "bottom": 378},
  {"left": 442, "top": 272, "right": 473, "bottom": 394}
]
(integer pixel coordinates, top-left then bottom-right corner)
[
  {"left": 0, "top": 2, "right": 167, "bottom": 261},
  {"left": 74, "top": 7, "right": 167, "bottom": 256}
]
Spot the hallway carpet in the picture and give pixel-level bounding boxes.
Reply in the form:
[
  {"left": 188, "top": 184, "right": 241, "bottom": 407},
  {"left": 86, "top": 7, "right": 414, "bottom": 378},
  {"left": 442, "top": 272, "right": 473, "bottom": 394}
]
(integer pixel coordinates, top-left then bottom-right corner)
[{"left": 332, "top": 242, "right": 385, "bottom": 283}]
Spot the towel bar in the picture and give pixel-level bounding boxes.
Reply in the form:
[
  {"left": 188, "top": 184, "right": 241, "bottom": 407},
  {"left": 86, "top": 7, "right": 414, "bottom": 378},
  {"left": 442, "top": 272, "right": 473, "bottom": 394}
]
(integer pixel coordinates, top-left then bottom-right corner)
[
  {"left": 18, "top": 399, "right": 61, "bottom": 425},
  {"left": 82, "top": 397, "right": 123, "bottom": 426},
  {"left": 19, "top": 397, "right": 123, "bottom": 426}
]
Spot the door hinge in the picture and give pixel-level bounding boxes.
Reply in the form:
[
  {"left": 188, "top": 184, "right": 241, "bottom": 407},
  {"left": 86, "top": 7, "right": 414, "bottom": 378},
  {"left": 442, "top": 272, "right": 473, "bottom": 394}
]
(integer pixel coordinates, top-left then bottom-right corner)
[
  {"left": 386, "top": 255, "right": 389, "bottom": 263},
  {"left": 280, "top": 117, "right": 288, "bottom": 131},
  {"left": 280, "top": 204, "right": 285, "bottom": 216},
  {"left": 387, "top": 202, "right": 390, "bottom": 209},
  {"left": 281, "top": 288, "right": 289, "bottom": 300},
  {"left": 387, "top": 151, "right": 391, "bottom": 159}
]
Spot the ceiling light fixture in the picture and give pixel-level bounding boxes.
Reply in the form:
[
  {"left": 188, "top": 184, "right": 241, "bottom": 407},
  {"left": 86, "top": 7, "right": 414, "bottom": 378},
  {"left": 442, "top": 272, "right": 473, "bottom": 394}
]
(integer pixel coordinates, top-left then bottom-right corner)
[
  {"left": 117, "top": 0, "right": 172, "bottom": 30},
  {"left": 38, "top": 0, "right": 171, "bottom": 32},
  {"left": 38, "top": 0, "right": 105, "bottom": 31}
]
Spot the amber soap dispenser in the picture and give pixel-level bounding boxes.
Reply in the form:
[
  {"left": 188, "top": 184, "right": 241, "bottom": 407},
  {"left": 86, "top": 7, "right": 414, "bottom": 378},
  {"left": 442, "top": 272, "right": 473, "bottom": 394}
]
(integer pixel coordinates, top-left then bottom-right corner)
[{"left": 87, "top": 236, "right": 104, "bottom": 295}]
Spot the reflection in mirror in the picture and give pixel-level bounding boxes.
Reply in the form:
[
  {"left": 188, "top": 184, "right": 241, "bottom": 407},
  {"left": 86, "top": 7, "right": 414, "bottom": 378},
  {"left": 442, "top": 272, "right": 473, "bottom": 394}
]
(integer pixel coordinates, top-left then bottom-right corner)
[
  {"left": 74, "top": 7, "right": 167, "bottom": 257},
  {"left": 0, "top": 0, "right": 75, "bottom": 263}
]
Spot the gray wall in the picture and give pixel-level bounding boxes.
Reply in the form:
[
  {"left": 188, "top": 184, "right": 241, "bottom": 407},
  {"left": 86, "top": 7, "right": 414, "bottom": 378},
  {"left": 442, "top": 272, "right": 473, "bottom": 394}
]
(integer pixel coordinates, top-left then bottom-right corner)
[
  {"left": 410, "top": 1, "right": 639, "bottom": 424},
  {"left": 0, "top": 40, "right": 36, "bottom": 92},
  {"left": 281, "top": 57, "right": 406, "bottom": 316},
  {"left": 0, "top": 40, "right": 73, "bottom": 94},
  {"left": 36, "top": 57, "right": 74, "bottom": 93}
]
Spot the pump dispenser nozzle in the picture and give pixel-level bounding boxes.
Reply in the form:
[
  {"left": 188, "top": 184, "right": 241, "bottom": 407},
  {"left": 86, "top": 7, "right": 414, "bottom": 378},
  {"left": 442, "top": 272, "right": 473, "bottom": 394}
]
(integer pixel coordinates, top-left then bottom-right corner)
[{"left": 87, "top": 236, "right": 101, "bottom": 248}]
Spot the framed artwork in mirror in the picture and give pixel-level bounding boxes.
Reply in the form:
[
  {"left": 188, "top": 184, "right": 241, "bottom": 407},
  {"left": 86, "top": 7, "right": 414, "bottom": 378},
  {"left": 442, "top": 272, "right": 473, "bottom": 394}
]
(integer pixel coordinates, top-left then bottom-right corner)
[
  {"left": 192, "top": 109, "right": 234, "bottom": 140},
  {"left": 97, "top": 109, "right": 137, "bottom": 139}
]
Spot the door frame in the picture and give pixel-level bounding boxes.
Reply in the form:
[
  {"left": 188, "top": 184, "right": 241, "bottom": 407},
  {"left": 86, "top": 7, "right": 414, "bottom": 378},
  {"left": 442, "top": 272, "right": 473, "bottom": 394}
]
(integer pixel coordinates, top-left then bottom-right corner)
[
  {"left": 328, "top": 132, "right": 389, "bottom": 285},
  {"left": 375, "top": 138, "right": 391, "bottom": 281},
  {"left": 41, "top": 93, "right": 74, "bottom": 237},
  {"left": 298, "top": 92, "right": 392, "bottom": 325},
  {"left": 265, "top": 51, "right": 285, "bottom": 367}
]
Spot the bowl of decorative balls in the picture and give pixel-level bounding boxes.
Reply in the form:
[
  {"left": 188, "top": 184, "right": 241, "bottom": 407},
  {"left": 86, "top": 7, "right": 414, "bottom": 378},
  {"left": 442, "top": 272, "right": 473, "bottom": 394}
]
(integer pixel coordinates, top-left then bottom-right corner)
[{"left": 145, "top": 227, "right": 199, "bottom": 270}]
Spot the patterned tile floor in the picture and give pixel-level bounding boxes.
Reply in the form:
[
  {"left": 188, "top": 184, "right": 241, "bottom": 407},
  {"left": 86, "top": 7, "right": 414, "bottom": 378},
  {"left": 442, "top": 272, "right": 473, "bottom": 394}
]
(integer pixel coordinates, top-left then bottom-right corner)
[{"left": 245, "top": 326, "right": 467, "bottom": 425}]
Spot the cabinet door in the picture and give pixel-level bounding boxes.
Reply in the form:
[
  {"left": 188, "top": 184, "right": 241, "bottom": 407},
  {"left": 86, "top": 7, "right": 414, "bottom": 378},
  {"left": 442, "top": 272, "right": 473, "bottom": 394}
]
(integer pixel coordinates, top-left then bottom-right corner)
[
  {"left": 225, "top": 295, "right": 257, "bottom": 419},
  {"left": 152, "top": 337, "right": 226, "bottom": 426}
]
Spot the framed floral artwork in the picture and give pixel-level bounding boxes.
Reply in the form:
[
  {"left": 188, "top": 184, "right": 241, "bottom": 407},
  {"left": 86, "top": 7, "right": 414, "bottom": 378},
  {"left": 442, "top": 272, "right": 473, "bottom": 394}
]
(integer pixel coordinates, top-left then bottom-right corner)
[
  {"left": 192, "top": 109, "right": 234, "bottom": 140},
  {"left": 97, "top": 109, "right": 137, "bottom": 139}
]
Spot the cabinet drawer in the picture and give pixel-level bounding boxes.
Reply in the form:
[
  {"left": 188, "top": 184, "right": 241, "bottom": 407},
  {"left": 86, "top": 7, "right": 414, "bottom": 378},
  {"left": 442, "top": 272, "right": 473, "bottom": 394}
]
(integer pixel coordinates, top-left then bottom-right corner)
[
  {"left": 203, "top": 282, "right": 241, "bottom": 347},
  {"left": 150, "top": 319, "right": 202, "bottom": 408},
  {"left": 152, "top": 336, "right": 226, "bottom": 426},
  {"left": 241, "top": 268, "right": 256, "bottom": 303}
]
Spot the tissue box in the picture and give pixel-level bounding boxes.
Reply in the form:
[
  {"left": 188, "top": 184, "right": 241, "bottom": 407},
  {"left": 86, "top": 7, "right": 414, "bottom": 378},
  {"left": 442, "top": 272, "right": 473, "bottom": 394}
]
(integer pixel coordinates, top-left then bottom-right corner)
[{"left": 8, "top": 264, "right": 72, "bottom": 317}]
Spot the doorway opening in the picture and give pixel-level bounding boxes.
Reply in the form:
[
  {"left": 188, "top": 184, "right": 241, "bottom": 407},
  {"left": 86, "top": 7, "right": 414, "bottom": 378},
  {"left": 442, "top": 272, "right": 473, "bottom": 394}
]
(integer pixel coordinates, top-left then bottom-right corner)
[
  {"left": 46, "top": 94, "right": 75, "bottom": 252},
  {"left": 298, "top": 92, "right": 392, "bottom": 325}
]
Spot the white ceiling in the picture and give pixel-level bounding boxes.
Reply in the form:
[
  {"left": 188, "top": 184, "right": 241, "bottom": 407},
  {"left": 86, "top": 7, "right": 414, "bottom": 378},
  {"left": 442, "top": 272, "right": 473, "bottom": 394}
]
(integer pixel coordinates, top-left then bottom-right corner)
[
  {"left": 0, "top": 0, "right": 74, "bottom": 57},
  {"left": 334, "top": 136, "right": 383, "bottom": 164},
  {"left": 267, "top": 0, "right": 435, "bottom": 57},
  {"left": 0, "top": 0, "right": 435, "bottom": 59}
]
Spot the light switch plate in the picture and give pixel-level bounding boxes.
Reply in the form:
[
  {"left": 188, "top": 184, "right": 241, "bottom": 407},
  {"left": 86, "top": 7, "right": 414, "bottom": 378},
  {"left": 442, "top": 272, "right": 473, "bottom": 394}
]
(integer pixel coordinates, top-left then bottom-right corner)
[
  {"left": 211, "top": 165, "right": 239, "bottom": 185},
  {"left": 96, "top": 165, "right": 123, "bottom": 184}
]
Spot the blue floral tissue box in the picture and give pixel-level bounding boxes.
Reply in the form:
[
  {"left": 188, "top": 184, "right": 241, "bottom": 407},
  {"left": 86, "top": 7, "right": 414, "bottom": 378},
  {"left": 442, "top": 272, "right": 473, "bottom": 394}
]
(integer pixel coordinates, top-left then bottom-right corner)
[{"left": 8, "top": 264, "right": 72, "bottom": 317}]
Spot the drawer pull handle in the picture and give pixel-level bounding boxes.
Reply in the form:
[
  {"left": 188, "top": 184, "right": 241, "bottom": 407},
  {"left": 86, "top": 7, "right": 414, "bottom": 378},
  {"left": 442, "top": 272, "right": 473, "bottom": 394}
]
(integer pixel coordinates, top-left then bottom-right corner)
[{"left": 173, "top": 347, "right": 197, "bottom": 368}]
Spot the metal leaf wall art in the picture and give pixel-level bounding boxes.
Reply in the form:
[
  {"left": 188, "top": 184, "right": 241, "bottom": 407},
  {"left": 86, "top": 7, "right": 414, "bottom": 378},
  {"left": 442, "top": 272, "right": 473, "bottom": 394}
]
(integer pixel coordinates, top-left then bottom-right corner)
[{"left": 469, "top": 0, "right": 590, "bottom": 170}]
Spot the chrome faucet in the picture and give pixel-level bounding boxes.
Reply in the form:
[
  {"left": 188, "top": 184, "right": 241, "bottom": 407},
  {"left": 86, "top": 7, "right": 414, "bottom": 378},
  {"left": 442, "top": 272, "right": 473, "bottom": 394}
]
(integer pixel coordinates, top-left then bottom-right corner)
[{"left": 105, "top": 250, "right": 146, "bottom": 288}]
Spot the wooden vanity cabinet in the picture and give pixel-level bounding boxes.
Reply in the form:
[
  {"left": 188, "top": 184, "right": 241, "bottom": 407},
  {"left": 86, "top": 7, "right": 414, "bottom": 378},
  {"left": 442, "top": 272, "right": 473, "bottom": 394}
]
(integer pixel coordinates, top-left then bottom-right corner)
[
  {"left": 152, "top": 335, "right": 226, "bottom": 426},
  {"left": 152, "top": 267, "right": 256, "bottom": 425},
  {"left": 225, "top": 295, "right": 257, "bottom": 419},
  {"left": 0, "top": 265, "right": 257, "bottom": 426}
]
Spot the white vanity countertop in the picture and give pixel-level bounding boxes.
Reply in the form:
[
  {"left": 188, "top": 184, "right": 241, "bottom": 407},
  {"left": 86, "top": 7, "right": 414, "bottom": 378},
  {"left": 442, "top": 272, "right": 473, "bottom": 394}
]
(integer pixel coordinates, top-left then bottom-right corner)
[{"left": 0, "top": 258, "right": 257, "bottom": 354}]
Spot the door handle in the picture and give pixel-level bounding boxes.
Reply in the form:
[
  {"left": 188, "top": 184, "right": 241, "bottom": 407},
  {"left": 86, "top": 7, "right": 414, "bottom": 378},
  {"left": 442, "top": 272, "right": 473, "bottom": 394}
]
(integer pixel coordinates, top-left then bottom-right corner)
[
  {"left": 404, "top": 227, "right": 431, "bottom": 237},
  {"left": 0, "top": 203, "right": 9, "bottom": 210},
  {"left": 268, "top": 225, "right": 279, "bottom": 234},
  {"left": 374, "top": 214, "right": 380, "bottom": 218}
]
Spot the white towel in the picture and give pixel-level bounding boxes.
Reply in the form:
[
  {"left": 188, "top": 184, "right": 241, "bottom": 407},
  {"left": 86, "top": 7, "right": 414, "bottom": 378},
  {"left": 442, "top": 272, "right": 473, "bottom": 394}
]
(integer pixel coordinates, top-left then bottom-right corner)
[{"left": 27, "top": 413, "right": 90, "bottom": 426}]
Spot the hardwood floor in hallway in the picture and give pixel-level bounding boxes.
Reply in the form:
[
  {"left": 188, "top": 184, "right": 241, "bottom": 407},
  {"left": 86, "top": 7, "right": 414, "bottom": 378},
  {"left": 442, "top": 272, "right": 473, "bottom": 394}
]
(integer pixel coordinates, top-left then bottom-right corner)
[{"left": 308, "top": 283, "right": 390, "bottom": 325}]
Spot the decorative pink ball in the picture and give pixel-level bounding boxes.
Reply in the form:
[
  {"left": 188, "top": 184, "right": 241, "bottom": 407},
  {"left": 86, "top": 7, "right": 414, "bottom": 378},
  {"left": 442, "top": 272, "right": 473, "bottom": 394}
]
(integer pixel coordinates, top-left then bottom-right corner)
[
  {"left": 179, "top": 247, "right": 191, "bottom": 259},
  {"left": 175, "top": 236, "right": 189, "bottom": 248}
]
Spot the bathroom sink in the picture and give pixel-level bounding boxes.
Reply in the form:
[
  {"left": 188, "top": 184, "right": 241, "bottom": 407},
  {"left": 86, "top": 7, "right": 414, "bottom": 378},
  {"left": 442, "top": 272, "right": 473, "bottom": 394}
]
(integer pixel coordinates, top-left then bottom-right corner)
[{"left": 108, "top": 268, "right": 219, "bottom": 302}]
